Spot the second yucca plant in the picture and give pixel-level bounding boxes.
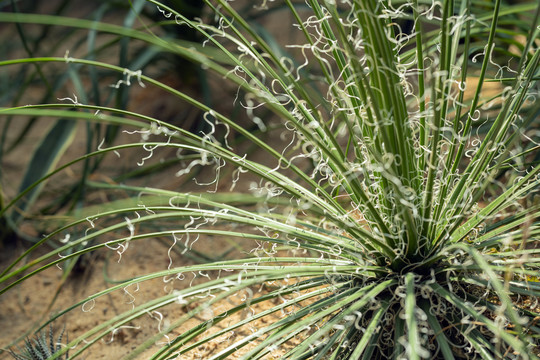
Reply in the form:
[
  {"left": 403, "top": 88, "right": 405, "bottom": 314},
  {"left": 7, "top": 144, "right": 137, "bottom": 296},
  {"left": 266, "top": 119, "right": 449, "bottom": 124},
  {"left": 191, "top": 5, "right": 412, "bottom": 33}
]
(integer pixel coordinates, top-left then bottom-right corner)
[{"left": 1, "top": 0, "right": 539, "bottom": 358}]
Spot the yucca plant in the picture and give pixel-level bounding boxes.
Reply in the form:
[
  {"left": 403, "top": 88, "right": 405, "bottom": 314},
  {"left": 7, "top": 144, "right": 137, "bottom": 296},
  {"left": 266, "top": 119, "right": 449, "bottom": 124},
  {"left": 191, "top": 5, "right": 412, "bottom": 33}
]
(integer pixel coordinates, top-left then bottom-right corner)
[{"left": 1, "top": 0, "right": 539, "bottom": 359}]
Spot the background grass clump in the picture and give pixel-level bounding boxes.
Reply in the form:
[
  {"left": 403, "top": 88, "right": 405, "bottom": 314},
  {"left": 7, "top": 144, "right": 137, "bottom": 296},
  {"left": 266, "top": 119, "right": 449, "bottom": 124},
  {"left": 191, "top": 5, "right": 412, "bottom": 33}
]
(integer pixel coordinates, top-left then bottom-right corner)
[{"left": 1, "top": 0, "right": 539, "bottom": 359}]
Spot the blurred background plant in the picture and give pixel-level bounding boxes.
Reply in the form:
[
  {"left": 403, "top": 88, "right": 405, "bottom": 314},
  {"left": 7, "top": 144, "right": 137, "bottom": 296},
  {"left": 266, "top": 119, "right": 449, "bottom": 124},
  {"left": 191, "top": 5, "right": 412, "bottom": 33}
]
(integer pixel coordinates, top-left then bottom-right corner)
[
  {"left": 0, "top": 0, "right": 205, "bottom": 245},
  {"left": 0, "top": 0, "right": 539, "bottom": 359}
]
